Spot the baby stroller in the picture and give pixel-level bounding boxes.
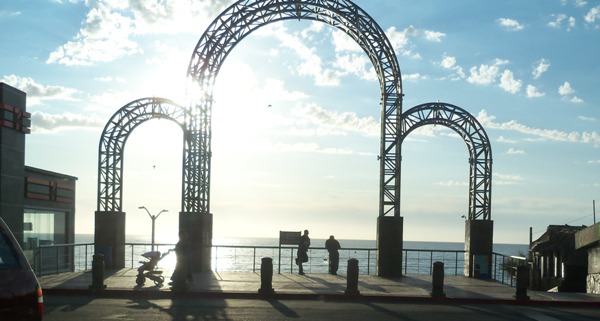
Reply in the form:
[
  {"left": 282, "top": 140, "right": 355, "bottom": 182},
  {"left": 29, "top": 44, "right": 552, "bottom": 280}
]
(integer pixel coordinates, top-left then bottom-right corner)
[{"left": 136, "top": 250, "right": 171, "bottom": 286}]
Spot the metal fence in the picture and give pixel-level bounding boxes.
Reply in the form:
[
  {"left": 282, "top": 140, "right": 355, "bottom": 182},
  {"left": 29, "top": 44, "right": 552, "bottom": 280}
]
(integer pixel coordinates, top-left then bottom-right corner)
[{"left": 33, "top": 243, "right": 525, "bottom": 287}]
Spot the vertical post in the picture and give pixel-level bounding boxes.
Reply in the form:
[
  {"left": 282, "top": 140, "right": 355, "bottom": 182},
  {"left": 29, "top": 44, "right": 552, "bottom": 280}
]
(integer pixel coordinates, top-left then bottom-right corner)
[
  {"left": 431, "top": 261, "right": 446, "bottom": 297},
  {"left": 514, "top": 265, "right": 530, "bottom": 300},
  {"left": 345, "top": 258, "right": 360, "bottom": 295},
  {"left": 89, "top": 254, "right": 107, "bottom": 290},
  {"left": 258, "top": 257, "right": 275, "bottom": 296},
  {"left": 151, "top": 217, "right": 156, "bottom": 251}
]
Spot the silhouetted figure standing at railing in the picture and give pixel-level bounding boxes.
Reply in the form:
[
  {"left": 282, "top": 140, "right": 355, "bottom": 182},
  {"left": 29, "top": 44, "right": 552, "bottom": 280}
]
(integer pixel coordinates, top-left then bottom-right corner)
[
  {"left": 170, "top": 229, "right": 193, "bottom": 290},
  {"left": 325, "top": 235, "right": 341, "bottom": 275},
  {"left": 295, "top": 229, "right": 310, "bottom": 275}
]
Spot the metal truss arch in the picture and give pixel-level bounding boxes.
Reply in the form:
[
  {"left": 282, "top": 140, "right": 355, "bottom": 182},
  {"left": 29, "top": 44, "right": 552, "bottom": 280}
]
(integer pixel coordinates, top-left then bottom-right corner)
[
  {"left": 400, "top": 102, "right": 493, "bottom": 221},
  {"left": 187, "top": 0, "right": 403, "bottom": 216},
  {"left": 97, "top": 97, "right": 190, "bottom": 212}
]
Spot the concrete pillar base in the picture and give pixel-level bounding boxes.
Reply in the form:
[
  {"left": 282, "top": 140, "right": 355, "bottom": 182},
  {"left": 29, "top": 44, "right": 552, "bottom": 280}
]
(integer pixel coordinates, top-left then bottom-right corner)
[
  {"left": 464, "top": 219, "right": 494, "bottom": 278},
  {"left": 179, "top": 212, "right": 213, "bottom": 272},
  {"left": 377, "top": 216, "right": 403, "bottom": 277},
  {"left": 94, "top": 211, "right": 126, "bottom": 269}
]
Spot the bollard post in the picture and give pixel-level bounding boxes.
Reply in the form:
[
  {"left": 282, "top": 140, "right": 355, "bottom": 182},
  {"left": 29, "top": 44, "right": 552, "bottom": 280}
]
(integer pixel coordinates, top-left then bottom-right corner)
[
  {"left": 431, "top": 261, "right": 446, "bottom": 297},
  {"left": 345, "top": 258, "right": 360, "bottom": 295},
  {"left": 514, "top": 264, "right": 530, "bottom": 300},
  {"left": 89, "top": 254, "right": 107, "bottom": 290},
  {"left": 258, "top": 257, "right": 275, "bottom": 296}
]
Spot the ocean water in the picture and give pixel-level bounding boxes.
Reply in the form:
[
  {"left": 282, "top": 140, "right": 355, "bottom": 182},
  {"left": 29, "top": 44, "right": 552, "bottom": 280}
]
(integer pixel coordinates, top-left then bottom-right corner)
[{"left": 75, "top": 234, "right": 528, "bottom": 256}]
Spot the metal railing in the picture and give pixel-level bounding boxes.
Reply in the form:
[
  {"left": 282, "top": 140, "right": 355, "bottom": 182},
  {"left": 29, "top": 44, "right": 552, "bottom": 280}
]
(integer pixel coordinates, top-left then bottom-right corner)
[{"left": 33, "top": 243, "right": 524, "bottom": 286}]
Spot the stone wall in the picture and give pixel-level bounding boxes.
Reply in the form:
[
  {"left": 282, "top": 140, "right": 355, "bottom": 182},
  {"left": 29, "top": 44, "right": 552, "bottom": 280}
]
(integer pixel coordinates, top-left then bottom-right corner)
[
  {"left": 587, "top": 246, "right": 600, "bottom": 294},
  {"left": 587, "top": 274, "right": 600, "bottom": 294}
]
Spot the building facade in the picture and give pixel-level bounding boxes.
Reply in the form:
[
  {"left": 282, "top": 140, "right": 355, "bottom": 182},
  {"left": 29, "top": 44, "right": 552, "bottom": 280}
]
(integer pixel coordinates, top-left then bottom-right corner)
[{"left": 0, "top": 82, "right": 77, "bottom": 270}]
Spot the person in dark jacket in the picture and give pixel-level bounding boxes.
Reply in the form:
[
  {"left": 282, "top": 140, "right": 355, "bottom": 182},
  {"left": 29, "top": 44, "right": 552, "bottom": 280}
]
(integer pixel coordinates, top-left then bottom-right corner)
[
  {"left": 295, "top": 230, "right": 310, "bottom": 275},
  {"left": 325, "top": 235, "right": 341, "bottom": 275}
]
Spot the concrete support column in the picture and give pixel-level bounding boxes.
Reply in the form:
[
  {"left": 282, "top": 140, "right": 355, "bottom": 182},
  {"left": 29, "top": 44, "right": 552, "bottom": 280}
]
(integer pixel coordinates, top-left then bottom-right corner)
[
  {"left": 549, "top": 252, "right": 556, "bottom": 277},
  {"left": 464, "top": 220, "right": 493, "bottom": 278},
  {"left": 179, "top": 212, "right": 212, "bottom": 272},
  {"left": 94, "top": 211, "right": 126, "bottom": 269},
  {"left": 377, "top": 216, "right": 403, "bottom": 277}
]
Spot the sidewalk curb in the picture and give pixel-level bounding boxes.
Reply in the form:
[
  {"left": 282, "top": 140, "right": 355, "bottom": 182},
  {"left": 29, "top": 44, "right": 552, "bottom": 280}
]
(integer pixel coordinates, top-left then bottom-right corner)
[{"left": 43, "top": 288, "right": 600, "bottom": 307}]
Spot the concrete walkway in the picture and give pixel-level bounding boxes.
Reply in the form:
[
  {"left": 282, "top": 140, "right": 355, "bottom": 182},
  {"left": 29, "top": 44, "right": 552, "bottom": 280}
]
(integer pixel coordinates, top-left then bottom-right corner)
[{"left": 39, "top": 268, "right": 600, "bottom": 306}]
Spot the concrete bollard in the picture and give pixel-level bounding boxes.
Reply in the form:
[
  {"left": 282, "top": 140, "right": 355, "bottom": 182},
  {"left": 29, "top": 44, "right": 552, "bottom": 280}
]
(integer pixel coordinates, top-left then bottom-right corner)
[
  {"left": 258, "top": 257, "right": 275, "bottom": 296},
  {"left": 431, "top": 261, "right": 446, "bottom": 297},
  {"left": 89, "top": 254, "right": 107, "bottom": 290},
  {"left": 345, "top": 258, "right": 360, "bottom": 295},
  {"left": 514, "top": 264, "right": 530, "bottom": 300}
]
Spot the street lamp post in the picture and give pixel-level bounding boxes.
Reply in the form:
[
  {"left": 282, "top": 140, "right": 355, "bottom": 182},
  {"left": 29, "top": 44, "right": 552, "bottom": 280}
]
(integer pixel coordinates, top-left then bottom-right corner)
[{"left": 139, "top": 206, "right": 168, "bottom": 251}]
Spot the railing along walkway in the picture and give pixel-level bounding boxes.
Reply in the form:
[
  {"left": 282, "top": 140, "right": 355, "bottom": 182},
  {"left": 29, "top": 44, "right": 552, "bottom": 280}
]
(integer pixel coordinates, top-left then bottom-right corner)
[{"left": 33, "top": 243, "right": 525, "bottom": 286}]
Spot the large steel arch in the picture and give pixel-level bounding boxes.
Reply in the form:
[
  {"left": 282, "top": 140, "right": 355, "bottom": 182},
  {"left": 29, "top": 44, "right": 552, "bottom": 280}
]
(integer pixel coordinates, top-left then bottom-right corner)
[
  {"left": 97, "top": 97, "right": 190, "bottom": 212},
  {"left": 400, "top": 102, "right": 493, "bottom": 221},
  {"left": 185, "top": 0, "right": 403, "bottom": 216}
]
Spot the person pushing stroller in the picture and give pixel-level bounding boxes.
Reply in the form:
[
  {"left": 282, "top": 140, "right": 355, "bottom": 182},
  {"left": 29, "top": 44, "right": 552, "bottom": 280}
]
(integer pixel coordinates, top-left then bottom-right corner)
[{"left": 170, "top": 229, "right": 193, "bottom": 290}]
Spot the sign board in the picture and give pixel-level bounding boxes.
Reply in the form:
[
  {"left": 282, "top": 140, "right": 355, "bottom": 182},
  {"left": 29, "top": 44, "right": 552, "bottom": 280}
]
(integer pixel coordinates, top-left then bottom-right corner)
[{"left": 279, "top": 231, "right": 301, "bottom": 245}]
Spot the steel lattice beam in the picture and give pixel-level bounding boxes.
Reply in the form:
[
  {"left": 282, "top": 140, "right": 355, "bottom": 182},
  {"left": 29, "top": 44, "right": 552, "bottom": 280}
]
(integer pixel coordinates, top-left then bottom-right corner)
[
  {"left": 97, "top": 97, "right": 189, "bottom": 212},
  {"left": 400, "top": 102, "right": 493, "bottom": 220},
  {"left": 187, "top": 0, "right": 403, "bottom": 216}
]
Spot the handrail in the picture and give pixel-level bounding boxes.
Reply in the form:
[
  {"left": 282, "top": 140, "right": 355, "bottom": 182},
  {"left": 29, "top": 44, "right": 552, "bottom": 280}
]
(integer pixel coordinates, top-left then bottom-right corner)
[{"left": 32, "top": 242, "right": 523, "bottom": 286}]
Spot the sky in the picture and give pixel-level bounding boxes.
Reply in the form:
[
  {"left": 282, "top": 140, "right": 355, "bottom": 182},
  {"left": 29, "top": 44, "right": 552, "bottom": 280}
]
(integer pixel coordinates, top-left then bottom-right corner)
[{"left": 1, "top": 0, "right": 599, "bottom": 245}]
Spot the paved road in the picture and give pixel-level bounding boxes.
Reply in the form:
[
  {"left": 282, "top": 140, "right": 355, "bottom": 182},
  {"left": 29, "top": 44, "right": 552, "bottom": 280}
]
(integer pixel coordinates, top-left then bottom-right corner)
[{"left": 44, "top": 294, "right": 600, "bottom": 321}]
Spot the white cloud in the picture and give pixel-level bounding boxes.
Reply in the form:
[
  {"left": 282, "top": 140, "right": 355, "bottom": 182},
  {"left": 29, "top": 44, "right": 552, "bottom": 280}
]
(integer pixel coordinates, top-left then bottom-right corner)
[
  {"left": 261, "top": 24, "right": 340, "bottom": 86},
  {"left": 558, "top": 82, "right": 584, "bottom": 103},
  {"left": 1, "top": 75, "right": 78, "bottom": 105},
  {"left": 31, "top": 111, "right": 105, "bottom": 132},
  {"left": 571, "top": 96, "right": 584, "bottom": 103},
  {"left": 584, "top": 6, "right": 600, "bottom": 24},
  {"left": 558, "top": 81, "right": 575, "bottom": 96},
  {"left": 440, "top": 56, "right": 456, "bottom": 69},
  {"left": 526, "top": 85, "right": 545, "bottom": 98},
  {"left": 435, "top": 180, "right": 468, "bottom": 187},
  {"left": 477, "top": 110, "right": 600, "bottom": 146},
  {"left": 424, "top": 30, "right": 445, "bottom": 42},
  {"left": 499, "top": 70, "right": 522, "bottom": 94},
  {"left": 497, "top": 18, "right": 524, "bottom": 31},
  {"left": 532, "top": 59, "right": 550, "bottom": 79},
  {"left": 403, "top": 73, "right": 428, "bottom": 81},
  {"left": 385, "top": 25, "right": 445, "bottom": 56},
  {"left": 578, "top": 116, "right": 596, "bottom": 122},
  {"left": 292, "top": 103, "right": 379, "bottom": 137},
  {"left": 47, "top": 3, "right": 141, "bottom": 66},
  {"left": 497, "top": 136, "right": 517, "bottom": 144},
  {"left": 332, "top": 29, "right": 361, "bottom": 52},
  {"left": 467, "top": 63, "right": 500, "bottom": 85},
  {"left": 506, "top": 148, "right": 525, "bottom": 154},
  {"left": 440, "top": 55, "right": 465, "bottom": 80},
  {"left": 95, "top": 76, "right": 126, "bottom": 83},
  {"left": 494, "top": 173, "right": 523, "bottom": 186},
  {"left": 547, "top": 13, "right": 577, "bottom": 31},
  {"left": 46, "top": 0, "right": 224, "bottom": 66},
  {"left": 335, "top": 53, "right": 377, "bottom": 81}
]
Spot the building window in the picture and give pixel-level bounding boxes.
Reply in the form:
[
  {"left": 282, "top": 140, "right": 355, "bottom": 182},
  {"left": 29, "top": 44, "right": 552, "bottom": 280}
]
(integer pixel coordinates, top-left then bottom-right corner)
[{"left": 23, "top": 210, "right": 66, "bottom": 251}]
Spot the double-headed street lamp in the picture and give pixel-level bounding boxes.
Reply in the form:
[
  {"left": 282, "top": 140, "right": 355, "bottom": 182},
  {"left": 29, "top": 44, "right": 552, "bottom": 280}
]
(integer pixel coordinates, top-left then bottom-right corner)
[{"left": 139, "top": 206, "right": 168, "bottom": 251}]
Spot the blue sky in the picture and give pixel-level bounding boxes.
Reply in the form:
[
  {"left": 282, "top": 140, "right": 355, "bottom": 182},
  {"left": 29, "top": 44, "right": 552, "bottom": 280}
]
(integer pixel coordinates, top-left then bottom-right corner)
[{"left": 1, "top": 0, "right": 598, "bottom": 244}]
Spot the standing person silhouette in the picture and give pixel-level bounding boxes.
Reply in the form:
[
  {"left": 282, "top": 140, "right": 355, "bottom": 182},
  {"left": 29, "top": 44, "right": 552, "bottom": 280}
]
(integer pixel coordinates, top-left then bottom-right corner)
[
  {"left": 325, "top": 235, "right": 341, "bottom": 275},
  {"left": 295, "top": 230, "right": 310, "bottom": 275},
  {"left": 170, "top": 229, "right": 193, "bottom": 290}
]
